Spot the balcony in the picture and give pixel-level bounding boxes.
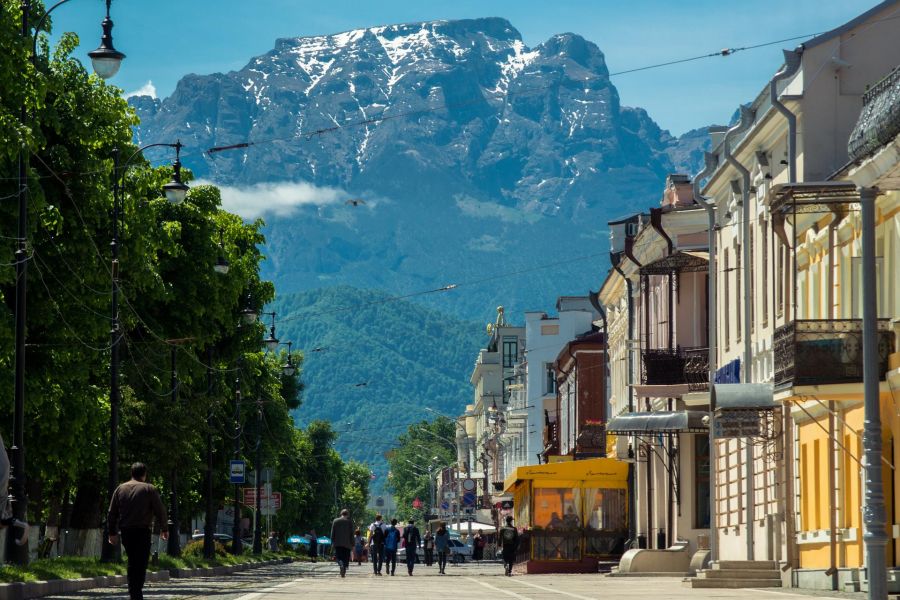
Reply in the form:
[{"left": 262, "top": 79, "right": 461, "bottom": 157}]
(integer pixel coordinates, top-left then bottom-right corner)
[
  {"left": 848, "top": 65, "right": 900, "bottom": 162},
  {"left": 773, "top": 319, "right": 895, "bottom": 387},
  {"left": 641, "top": 347, "right": 709, "bottom": 391}
]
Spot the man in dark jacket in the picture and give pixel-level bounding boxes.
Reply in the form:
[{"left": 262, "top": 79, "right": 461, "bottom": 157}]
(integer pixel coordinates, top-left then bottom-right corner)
[
  {"left": 330, "top": 509, "right": 355, "bottom": 577},
  {"left": 499, "top": 516, "right": 519, "bottom": 576},
  {"left": 108, "top": 463, "right": 168, "bottom": 600},
  {"left": 402, "top": 519, "right": 422, "bottom": 576}
]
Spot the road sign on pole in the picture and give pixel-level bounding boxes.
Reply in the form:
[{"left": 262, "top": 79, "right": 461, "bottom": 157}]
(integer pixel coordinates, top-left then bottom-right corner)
[{"left": 229, "top": 460, "right": 246, "bottom": 484}]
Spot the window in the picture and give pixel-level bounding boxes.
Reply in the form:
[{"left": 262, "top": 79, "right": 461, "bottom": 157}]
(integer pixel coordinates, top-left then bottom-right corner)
[
  {"left": 735, "top": 241, "right": 742, "bottom": 341},
  {"left": 503, "top": 336, "right": 518, "bottom": 367},
  {"left": 750, "top": 229, "right": 755, "bottom": 333},
  {"left": 723, "top": 250, "right": 730, "bottom": 349},
  {"left": 695, "top": 435, "right": 711, "bottom": 529},
  {"left": 850, "top": 256, "right": 886, "bottom": 318},
  {"left": 545, "top": 363, "right": 556, "bottom": 395},
  {"left": 761, "top": 218, "right": 769, "bottom": 326}
]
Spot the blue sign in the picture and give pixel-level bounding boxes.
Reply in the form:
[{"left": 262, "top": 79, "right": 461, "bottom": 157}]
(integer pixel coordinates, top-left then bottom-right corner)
[
  {"left": 229, "top": 460, "right": 246, "bottom": 484},
  {"left": 463, "top": 491, "right": 476, "bottom": 507}
]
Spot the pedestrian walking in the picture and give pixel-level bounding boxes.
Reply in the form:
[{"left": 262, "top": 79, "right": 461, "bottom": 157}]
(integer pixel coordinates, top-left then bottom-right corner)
[
  {"left": 423, "top": 530, "right": 434, "bottom": 566},
  {"left": 330, "top": 508, "right": 355, "bottom": 578},
  {"left": 267, "top": 531, "right": 278, "bottom": 552},
  {"left": 107, "top": 463, "right": 168, "bottom": 600},
  {"left": 368, "top": 514, "right": 387, "bottom": 575},
  {"left": 307, "top": 529, "right": 318, "bottom": 562},
  {"left": 434, "top": 522, "right": 450, "bottom": 575},
  {"left": 383, "top": 518, "right": 401, "bottom": 576},
  {"left": 473, "top": 529, "right": 485, "bottom": 561},
  {"left": 0, "top": 435, "right": 29, "bottom": 546},
  {"left": 402, "top": 519, "right": 422, "bottom": 576},
  {"left": 499, "top": 516, "right": 519, "bottom": 576},
  {"left": 353, "top": 528, "right": 364, "bottom": 565}
]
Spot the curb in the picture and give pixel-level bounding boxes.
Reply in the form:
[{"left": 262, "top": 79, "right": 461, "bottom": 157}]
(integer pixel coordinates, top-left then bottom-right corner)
[{"left": 0, "top": 558, "right": 294, "bottom": 599}]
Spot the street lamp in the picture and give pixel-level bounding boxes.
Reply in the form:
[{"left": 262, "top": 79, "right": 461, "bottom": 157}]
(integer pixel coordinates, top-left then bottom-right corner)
[
  {"left": 214, "top": 229, "right": 230, "bottom": 275},
  {"left": 240, "top": 293, "right": 258, "bottom": 325},
  {"left": 281, "top": 341, "right": 296, "bottom": 376},
  {"left": 9, "top": 0, "right": 126, "bottom": 566},
  {"left": 101, "top": 141, "right": 192, "bottom": 563},
  {"left": 162, "top": 142, "right": 189, "bottom": 204},
  {"left": 261, "top": 312, "right": 279, "bottom": 352},
  {"left": 86, "top": 0, "right": 126, "bottom": 79}
]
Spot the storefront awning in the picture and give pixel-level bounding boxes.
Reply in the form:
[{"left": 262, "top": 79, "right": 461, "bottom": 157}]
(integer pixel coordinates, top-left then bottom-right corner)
[
  {"left": 606, "top": 410, "right": 708, "bottom": 434},
  {"left": 712, "top": 383, "right": 777, "bottom": 410},
  {"left": 503, "top": 457, "right": 628, "bottom": 494}
]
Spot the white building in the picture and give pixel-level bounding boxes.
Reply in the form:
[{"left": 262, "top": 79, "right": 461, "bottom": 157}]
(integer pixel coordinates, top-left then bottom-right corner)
[{"left": 524, "top": 296, "right": 599, "bottom": 464}]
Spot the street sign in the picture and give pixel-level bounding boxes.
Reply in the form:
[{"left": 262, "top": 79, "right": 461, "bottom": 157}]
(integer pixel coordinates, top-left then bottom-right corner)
[
  {"left": 242, "top": 488, "right": 281, "bottom": 511},
  {"left": 715, "top": 410, "right": 762, "bottom": 438},
  {"left": 462, "top": 478, "right": 476, "bottom": 492},
  {"left": 412, "top": 497, "right": 423, "bottom": 509},
  {"left": 462, "top": 490, "right": 476, "bottom": 507},
  {"left": 229, "top": 460, "right": 246, "bottom": 484}
]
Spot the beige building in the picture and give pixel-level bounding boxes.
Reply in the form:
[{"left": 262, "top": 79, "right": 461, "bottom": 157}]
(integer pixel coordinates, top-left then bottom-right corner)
[{"left": 696, "top": 1, "right": 900, "bottom": 590}]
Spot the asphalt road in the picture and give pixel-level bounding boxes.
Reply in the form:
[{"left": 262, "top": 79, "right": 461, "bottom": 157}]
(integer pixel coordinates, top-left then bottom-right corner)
[{"left": 42, "top": 560, "right": 870, "bottom": 599}]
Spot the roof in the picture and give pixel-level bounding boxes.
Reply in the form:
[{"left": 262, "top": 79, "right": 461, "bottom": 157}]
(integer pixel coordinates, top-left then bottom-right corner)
[
  {"left": 803, "top": 0, "right": 900, "bottom": 50},
  {"left": 503, "top": 457, "right": 629, "bottom": 493}
]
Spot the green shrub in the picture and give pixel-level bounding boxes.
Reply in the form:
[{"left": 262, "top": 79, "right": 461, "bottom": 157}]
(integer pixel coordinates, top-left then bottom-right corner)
[{"left": 181, "top": 539, "right": 228, "bottom": 558}]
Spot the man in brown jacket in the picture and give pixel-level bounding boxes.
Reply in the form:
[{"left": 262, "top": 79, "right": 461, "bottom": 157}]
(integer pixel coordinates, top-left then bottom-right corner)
[
  {"left": 330, "top": 508, "right": 355, "bottom": 577},
  {"left": 108, "top": 463, "right": 168, "bottom": 600}
]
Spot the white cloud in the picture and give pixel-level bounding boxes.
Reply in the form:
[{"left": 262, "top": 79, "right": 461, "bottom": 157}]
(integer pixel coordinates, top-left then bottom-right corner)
[
  {"left": 197, "top": 180, "right": 346, "bottom": 219},
  {"left": 125, "top": 80, "right": 157, "bottom": 99}
]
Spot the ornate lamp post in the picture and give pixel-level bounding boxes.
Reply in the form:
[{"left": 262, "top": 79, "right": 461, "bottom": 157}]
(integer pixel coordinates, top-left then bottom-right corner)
[
  {"left": 101, "top": 141, "right": 190, "bottom": 563},
  {"left": 10, "top": 0, "right": 124, "bottom": 566}
]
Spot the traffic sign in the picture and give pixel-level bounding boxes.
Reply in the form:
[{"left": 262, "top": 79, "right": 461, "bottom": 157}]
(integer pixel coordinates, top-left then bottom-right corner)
[
  {"left": 229, "top": 460, "right": 246, "bottom": 484},
  {"left": 462, "top": 478, "right": 476, "bottom": 492},
  {"left": 242, "top": 488, "right": 281, "bottom": 511}
]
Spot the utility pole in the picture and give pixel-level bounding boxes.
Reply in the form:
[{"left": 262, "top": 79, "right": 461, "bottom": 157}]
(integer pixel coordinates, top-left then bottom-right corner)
[
  {"left": 203, "top": 347, "right": 216, "bottom": 560},
  {"left": 860, "top": 186, "right": 887, "bottom": 600},
  {"left": 167, "top": 346, "right": 181, "bottom": 556},
  {"left": 252, "top": 396, "right": 263, "bottom": 555},
  {"left": 231, "top": 370, "right": 243, "bottom": 555}
]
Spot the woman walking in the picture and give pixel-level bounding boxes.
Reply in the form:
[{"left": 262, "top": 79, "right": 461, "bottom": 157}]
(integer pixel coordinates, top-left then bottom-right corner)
[
  {"left": 434, "top": 522, "right": 450, "bottom": 575},
  {"left": 354, "top": 528, "right": 364, "bottom": 565},
  {"left": 423, "top": 530, "right": 435, "bottom": 566}
]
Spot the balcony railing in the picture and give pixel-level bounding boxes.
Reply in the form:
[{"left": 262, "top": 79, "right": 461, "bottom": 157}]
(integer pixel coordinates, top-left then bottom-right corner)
[
  {"left": 641, "top": 347, "right": 709, "bottom": 391},
  {"left": 848, "top": 65, "right": 900, "bottom": 162},
  {"left": 773, "top": 319, "right": 895, "bottom": 387}
]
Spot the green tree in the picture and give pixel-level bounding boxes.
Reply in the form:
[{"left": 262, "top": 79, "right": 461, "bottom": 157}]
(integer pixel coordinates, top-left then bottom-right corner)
[{"left": 387, "top": 417, "right": 456, "bottom": 520}]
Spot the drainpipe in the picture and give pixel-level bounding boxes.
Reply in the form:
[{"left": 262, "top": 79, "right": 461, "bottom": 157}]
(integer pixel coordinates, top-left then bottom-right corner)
[
  {"left": 826, "top": 209, "right": 843, "bottom": 587},
  {"left": 692, "top": 150, "right": 718, "bottom": 563},
  {"left": 650, "top": 208, "right": 676, "bottom": 350},
  {"left": 770, "top": 49, "right": 803, "bottom": 183},
  {"left": 588, "top": 290, "right": 611, "bottom": 457},
  {"left": 724, "top": 104, "right": 756, "bottom": 561},
  {"left": 613, "top": 259, "right": 638, "bottom": 548}
]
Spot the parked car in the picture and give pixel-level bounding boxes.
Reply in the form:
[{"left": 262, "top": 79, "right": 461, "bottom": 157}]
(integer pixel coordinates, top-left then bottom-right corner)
[
  {"left": 448, "top": 539, "right": 472, "bottom": 562},
  {"left": 396, "top": 545, "right": 425, "bottom": 561}
]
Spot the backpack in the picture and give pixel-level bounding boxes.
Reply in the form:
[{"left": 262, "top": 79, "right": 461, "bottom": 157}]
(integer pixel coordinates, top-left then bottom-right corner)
[
  {"left": 371, "top": 525, "right": 385, "bottom": 545},
  {"left": 501, "top": 526, "right": 517, "bottom": 547},
  {"left": 385, "top": 527, "right": 400, "bottom": 550}
]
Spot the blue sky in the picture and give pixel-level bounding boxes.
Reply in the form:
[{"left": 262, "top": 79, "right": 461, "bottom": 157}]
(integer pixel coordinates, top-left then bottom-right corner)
[{"left": 53, "top": 0, "right": 881, "bottom": 135}]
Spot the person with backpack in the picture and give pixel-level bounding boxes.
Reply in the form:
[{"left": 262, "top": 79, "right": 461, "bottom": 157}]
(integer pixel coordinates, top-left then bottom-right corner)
[
  {"left": 402, "top": 519, "right": 422, "bottom": 576},
  {"left": 368, "top": 514, "right": 387, "bottom": 575},
  {"left": 499, "top": 516, "right": 520, "bottom": 576},
  {"left": 383, "top": 518, "right": 401, "bottom": 576},
  {"left": 434, "top": 522, "right": 450, "bottom": 575}
]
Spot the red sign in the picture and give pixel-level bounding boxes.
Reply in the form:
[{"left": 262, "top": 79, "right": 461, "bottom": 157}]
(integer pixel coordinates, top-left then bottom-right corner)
[
  {"left": 242, "top": 488, "right": 282, "bottom": 509},
  {"left": 412, "top": 497, "right": 423, "bottom": 509}
]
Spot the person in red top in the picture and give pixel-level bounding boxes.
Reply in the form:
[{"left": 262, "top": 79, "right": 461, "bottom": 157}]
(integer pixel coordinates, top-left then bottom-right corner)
[{"left": 107, "top": 463, "right": 168, "bottom": 600}]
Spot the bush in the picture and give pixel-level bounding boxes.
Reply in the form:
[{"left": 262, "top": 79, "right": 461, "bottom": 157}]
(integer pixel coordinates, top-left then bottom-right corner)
[{"left": 181, "top": 539, "right": 229, "bottom": 558}]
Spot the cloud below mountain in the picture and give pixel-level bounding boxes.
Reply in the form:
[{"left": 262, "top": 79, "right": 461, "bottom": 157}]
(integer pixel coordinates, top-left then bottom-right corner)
[{"left": 199, "top": 180, "right": 346, "bottom": 219}]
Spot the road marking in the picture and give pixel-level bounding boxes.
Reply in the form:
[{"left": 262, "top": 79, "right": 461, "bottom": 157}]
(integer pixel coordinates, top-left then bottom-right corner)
[
  {"left": 233, "top": 578, "right": 301, "bottom": 600},
  {"left": 745, "top": 589, "right": 819, "bottom": 598},
  {"left": 464, "top": 577, "right": 534, "bottom": 599},
  {"left": 511, "top": 578, "right": 598, "bottom": 600}
]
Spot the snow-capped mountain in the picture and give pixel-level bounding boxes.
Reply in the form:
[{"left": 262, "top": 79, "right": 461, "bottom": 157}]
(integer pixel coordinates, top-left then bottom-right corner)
[{"left": 133, "top": 18, "right": 709, "bottom": 320}]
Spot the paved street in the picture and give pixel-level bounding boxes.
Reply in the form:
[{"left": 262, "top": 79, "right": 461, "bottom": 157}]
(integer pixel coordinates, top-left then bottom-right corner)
[{"left": 40, "top": 561, "right": 873, "bottom": 600}]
